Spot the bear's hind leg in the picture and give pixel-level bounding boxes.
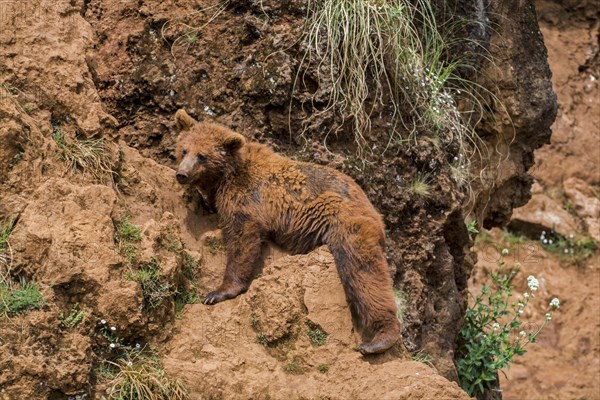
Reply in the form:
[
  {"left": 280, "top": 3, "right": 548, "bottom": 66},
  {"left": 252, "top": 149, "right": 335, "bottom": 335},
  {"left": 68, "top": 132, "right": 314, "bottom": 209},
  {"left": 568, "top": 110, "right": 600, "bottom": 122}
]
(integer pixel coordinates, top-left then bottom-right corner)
[{"left": 329, "top": 237, "right": 401, "bottom": 355}]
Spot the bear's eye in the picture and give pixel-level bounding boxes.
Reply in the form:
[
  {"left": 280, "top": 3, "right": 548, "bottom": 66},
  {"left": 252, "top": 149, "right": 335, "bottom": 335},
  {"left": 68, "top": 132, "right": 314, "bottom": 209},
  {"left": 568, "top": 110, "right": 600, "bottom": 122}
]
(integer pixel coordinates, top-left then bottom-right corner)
[
  {"left": 197, "top": 154, "right": 207, "bottom": 163},
  {"left": 181, "top": 149, "right": 187, "bottom": 156}
]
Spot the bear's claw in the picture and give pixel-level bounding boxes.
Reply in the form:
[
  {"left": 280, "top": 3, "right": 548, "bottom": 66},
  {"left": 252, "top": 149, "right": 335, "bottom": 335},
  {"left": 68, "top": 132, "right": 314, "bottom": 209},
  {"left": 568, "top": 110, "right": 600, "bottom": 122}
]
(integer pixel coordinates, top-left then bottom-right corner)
[{"left": 203, "top": 291, "right": 228, "bottom": 305}]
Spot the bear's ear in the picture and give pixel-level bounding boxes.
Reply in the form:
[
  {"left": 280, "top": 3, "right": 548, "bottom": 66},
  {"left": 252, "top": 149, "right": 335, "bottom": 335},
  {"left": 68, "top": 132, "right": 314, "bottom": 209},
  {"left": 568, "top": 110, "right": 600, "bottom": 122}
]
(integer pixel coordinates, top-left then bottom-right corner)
[
  {"left": 222, "top": 131, "right": 246, "bottom": 152},
  {"left": 175, "top": 109, "right": 195, "bottom": 131}
]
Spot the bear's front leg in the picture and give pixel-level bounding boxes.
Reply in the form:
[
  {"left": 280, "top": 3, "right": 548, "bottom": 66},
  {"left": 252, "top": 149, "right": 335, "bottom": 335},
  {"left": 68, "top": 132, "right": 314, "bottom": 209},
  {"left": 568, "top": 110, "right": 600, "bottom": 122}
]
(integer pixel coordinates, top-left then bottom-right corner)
[{"left": 204, "top": 219, "right": 263, "bottom": 305}]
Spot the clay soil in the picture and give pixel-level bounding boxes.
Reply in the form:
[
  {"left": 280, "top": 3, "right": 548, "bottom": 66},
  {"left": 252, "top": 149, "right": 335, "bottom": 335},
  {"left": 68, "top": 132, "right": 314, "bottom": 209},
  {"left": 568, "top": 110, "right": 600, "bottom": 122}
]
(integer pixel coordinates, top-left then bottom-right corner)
[
  {"left": 473, "top": 1, "right": 600, "bottom": 399},
  {"left": 0, "top": 0, "right": 597, "bottom": 399}
]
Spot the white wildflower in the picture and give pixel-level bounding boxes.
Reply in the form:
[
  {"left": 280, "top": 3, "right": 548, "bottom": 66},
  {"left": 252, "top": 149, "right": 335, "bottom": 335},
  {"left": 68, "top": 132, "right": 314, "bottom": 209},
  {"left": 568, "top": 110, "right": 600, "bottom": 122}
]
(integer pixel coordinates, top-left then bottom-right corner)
[
  {"left": 110, "top": 326, "right": 117, "bottom": 331},
  {"left": 109, "top": 343, "right": 116, "bottom": 348},
  {"left": 550, "top": 298, "right": 560, "bottom": 309},
  {"left": 546, "top": 313, "right": 551, "bottom": 321},
  {"left": 135, "top": 343, "right": 141, "bottom": 349},
  {"left": 524, "top": 293, "right": 530, "bottom": 298},
  {"left": 502, "top": 248, "right": 509, "bottom": 256},
  {"left": 492, "top": 322, "right": 500, "bottom": 331},
  {"left": 519, "top": 331, "right": 526, "bottom": 337},
  {"left": 127, "top": 361, "right": 133, "bottom": 367},
  {"left": 527, "top": 275, "right": 539, "bottom": 291},
  {"left": 100, "top": 319, "right": 106, "bottom": 324},
  {"left": 518, "top": 310, "right": 523, "bottom": 315}
]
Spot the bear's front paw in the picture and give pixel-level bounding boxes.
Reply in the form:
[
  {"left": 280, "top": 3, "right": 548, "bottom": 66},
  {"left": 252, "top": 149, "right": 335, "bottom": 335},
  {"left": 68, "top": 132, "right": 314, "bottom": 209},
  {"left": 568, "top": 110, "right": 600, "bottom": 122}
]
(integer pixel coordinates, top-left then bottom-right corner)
[{"left": 203, "top": 291, "right": 229, "bottom": 305}]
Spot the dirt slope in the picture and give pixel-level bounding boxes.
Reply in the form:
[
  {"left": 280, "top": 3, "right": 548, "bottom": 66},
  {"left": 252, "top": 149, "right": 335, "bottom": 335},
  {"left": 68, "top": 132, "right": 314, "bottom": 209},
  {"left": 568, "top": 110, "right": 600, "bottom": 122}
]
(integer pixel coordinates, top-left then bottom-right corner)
[
  {"left": 163, "top": 247, "right": 469, "bottom": 400},
  {"left": 471, "top": 231, "right": 600, "bottom": 400},
  {"left": 472, "top": 1, "right": 600, "bottom": 399},
  {"left": 0, "top": 0, "right": 560, "bottom": 398}
]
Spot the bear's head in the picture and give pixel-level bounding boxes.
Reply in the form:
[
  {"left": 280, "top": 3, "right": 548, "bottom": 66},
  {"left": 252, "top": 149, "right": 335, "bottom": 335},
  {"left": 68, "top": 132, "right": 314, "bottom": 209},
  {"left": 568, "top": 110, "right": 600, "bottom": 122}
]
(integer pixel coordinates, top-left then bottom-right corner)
[{"left": 174, "top": 109, "right": 246, "bottom": 186}]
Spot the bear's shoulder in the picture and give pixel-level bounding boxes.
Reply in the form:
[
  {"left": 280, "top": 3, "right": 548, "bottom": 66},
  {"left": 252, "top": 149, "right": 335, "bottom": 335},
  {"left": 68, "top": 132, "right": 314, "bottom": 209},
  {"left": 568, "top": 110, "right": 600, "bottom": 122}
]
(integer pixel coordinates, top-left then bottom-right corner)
[{"left": 242, "top": 142, "right": 287, "bottom": 166}]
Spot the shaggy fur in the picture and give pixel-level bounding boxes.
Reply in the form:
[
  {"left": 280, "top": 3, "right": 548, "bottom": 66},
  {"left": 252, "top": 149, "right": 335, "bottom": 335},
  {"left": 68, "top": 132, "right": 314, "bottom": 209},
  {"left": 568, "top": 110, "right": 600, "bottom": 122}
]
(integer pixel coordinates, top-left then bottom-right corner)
[{"left": 174, "top": 109, "right": 401, "bottom": 355}]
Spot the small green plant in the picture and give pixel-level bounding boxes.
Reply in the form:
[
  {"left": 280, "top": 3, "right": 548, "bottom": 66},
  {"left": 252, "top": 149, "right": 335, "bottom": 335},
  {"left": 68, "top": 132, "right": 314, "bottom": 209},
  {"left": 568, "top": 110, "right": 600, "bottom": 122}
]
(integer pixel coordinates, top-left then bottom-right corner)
[
  {"left": 456, "top": 271, "right": 560, "bottom": 397},
  {"left": 0, "top": 219, "right": 41, "bottom": 317},
  {"left": 175, "top": 251, "right": 202, "bottom": 317},
  {"left": 0, "top": 218, "right": 15, "bottom": 256},
  {"left": 0, "top": 278, "right": 46, "bottom": 316},
  {"left": 22, "top": 103, "right": 33, "bottom": 114},
  {"left": 204, "top": 236, "right": 224, "bottom": 255},
  {"left": 393, "top": 287, "right": 407, "bottom": 323},
  {"left": 250, "top": 312, "right": 259, "bottom": 329},
  {"left": 159, "top": 233, "right": 181, "bottom": 252},
  {"left": 60, "top": 302, "right": 87, "bottom": 329},
  {"left": 97, "top": 318, "right": 125, "bottom": 350},
  {"left": 52, "top": 124, "right": 114, "bottom": 182},
  {"left": 284, "top": 359, "right": 303, "bottom": 375},
  {"left": 466, "top": 219, "right": 479, "bottom": 235},
  {"left": 116, "top": 215, "right": 142, "bottom": 265},
  {"left": 563, "top": 200, "right": 575, "bottom": 215},
  {"left": 256, "top": 332, "right": 269, "bottom": 347},
  {"left": 184, "top": 32, "right": 198, "bottom": 43},
  {"left": 120, "top": 242, "right": 140, "bottom": 265},
  {"left": 539, "top": 230, "right": 596, "bottom": 264},
  {"left": 409, "top": 172, "right": 432, "bottom": 198},
  {"left": 474, "top": 229, "right": 493, "bottom": 245},
  {"left": 174, "top": 290, "right": 201, "bottom": 318},
  {"left": 451, "top": 162, "right": 471, "bottom": 190},
  {"left": 9, "top": 151, "right": 24, "bottom": 170},
  {"left": 117, "top": 216, "right": 142, "bottom": 243},
  {"left": 306, "top": 320, "right": 328, "bottom": 347},
  {"left": 52, "top": 125, "right": 67, "bottom": 147},
  {"left": 97, "top": 362, "right": 116, "bottom": 380},
  {"left": 161, "top": 1, "right": 230, "bottom": 58},
  {"left": 501, "top": 229, "right": 529, "bottom": 246},
  {"left": 317, "top": 364, "right": 329, "bottom": 374},
  {"left": 125, "top": 259, "right": 173, "bottom": 310},
  {"left": 411, "top": 350, "right": 434, "bottom": 367},
  {"left": 181, "top": 251, "right": 200, "bottom": 281},
  {"left": 102, "top": 348, "right": 189, "bottom": 400}
]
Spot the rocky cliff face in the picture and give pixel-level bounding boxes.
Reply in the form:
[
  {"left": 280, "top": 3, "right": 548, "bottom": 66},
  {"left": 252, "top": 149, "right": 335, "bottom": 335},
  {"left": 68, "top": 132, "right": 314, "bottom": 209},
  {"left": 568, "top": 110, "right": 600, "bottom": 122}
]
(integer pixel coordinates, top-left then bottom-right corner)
[{"left": 0, "top": 0, "right": 556, "bottom": 398}]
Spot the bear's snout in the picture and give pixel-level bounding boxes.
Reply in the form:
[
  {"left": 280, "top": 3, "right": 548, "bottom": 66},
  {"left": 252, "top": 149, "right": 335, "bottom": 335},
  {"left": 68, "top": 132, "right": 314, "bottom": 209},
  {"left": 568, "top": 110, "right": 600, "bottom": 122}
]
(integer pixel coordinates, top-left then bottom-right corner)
[{"left": 176, "top": 172, "right": 189, "bottom": 184}]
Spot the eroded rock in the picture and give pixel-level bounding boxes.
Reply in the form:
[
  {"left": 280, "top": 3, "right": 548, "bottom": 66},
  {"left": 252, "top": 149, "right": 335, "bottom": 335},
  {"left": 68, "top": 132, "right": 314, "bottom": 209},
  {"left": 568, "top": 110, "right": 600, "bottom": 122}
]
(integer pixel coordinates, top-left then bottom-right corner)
[
  {"left": 563, "top": 177, "right": 600, "bottom": 242},
  {"left": 509, "top": 193, "right": 581, "bottom": 238}
]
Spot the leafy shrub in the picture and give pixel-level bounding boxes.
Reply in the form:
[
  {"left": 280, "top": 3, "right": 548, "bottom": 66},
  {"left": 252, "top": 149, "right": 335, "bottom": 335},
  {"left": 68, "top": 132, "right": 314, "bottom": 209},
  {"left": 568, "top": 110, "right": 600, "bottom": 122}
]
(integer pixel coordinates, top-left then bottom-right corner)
[{"left": 456, "top": 270, "right": 560, "bottom": 397}]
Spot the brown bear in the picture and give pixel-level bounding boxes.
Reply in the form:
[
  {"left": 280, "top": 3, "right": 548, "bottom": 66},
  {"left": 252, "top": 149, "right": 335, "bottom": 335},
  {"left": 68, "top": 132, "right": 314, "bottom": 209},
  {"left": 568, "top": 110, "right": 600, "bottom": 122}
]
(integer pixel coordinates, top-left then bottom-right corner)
[{"left": 174, "top": 109, "right": 401, "bottom": 355}]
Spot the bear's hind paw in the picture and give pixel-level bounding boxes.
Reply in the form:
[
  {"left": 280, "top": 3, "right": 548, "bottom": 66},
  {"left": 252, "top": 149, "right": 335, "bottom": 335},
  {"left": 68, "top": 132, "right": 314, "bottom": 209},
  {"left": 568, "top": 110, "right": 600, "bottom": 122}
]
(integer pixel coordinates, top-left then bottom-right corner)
[{"left": 357, "top": 334, "right": 399, "bottom": 355}]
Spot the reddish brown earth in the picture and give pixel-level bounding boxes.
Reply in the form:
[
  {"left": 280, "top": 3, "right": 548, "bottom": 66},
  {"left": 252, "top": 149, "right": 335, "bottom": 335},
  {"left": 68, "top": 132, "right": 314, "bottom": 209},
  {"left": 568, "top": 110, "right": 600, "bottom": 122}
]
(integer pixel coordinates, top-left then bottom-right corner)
[
  {"left": 0, "top": 1, "right": 473, "bottom": 397},
  {"left": 0, "top": 0, "right": 592, "bottom": 399},
  {"left": 471, "top": 1, "right": 600, "bottom": 399}
]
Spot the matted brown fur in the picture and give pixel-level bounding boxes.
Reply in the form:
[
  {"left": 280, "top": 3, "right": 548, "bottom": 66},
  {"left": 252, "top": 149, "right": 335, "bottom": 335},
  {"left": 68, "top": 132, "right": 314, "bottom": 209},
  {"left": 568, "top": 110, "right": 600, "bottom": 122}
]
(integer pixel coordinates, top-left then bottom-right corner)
[{"left": 174, "top": 109, "right": 401, "bottom": 355}]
